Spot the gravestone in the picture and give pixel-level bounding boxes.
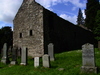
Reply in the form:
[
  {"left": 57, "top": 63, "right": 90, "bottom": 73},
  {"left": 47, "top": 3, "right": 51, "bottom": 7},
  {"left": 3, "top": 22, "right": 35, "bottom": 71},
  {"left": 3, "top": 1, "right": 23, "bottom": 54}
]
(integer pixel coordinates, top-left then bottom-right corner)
[
  {"left": 42, "top": 54, "right": 50, "bottom": 68},
  {"left": 34, "top": 57, "right": 39, "bottom": 67},
  {"left": 48, "top": 43, "right": 55, "bottom": 61},
  {"left": 8, "top": 46, "right": 12, "bottom": 58},
  {"left": 20, "top": 47, "right": 27, "bottom": 65},
  {"left": 1, "top": 43, "right": 9, "bottom": 64},
  {"left": 17, "top": 48, "right": 21, "bottom": 56},
  {"left": 10, "top": 46, "right": 17, "bottom": 65},
  {"left": 81, "top": 43, "right": 97, "bottom": 73}
]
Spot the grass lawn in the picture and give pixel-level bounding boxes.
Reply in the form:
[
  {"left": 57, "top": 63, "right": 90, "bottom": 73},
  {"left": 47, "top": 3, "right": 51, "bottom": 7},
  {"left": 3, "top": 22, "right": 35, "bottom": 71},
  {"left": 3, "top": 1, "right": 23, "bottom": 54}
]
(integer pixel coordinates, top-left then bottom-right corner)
[{"left": 0, "top": 48, "right": 100, "bottom": 75}]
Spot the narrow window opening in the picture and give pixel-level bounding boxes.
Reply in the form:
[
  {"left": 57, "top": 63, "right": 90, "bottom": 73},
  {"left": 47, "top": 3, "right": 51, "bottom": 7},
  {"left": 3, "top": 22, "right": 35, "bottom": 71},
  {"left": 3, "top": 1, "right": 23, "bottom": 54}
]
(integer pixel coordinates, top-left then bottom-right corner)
[
  {"left": 20, "top": 33, "right": 22, "bottom": 38},
  {"left": 30, "top": 30, "right": 32, "bottom": 36}
]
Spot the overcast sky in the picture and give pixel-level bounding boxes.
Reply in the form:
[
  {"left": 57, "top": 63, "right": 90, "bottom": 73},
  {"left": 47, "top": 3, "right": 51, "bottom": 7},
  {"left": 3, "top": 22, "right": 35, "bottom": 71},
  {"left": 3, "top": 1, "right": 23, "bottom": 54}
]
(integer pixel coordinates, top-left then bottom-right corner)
[{"left": 0, "top": 0, "right": 86, "bottom": 28}]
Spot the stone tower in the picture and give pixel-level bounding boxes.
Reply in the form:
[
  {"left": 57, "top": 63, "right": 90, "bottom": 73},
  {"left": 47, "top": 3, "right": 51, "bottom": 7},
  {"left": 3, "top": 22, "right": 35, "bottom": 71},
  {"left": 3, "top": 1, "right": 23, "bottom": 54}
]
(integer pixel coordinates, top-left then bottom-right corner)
[{"left": 13, "top": 0, "right": 44, "bottom": 57}]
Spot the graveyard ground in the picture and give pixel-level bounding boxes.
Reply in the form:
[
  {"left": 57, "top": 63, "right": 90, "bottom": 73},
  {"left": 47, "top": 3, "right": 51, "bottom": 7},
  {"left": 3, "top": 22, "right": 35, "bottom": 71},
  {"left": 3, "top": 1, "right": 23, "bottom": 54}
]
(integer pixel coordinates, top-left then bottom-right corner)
[{"left": 0, "top": 48, "right": 100, "bottom": 75}]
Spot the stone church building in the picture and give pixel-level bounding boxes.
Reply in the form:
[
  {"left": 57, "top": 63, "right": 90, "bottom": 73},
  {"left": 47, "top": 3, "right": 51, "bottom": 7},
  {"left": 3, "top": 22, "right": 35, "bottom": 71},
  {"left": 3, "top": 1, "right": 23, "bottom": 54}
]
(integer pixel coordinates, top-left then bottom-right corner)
[{"left": 13, "top": 0, "right": 95, "bottom": 57}]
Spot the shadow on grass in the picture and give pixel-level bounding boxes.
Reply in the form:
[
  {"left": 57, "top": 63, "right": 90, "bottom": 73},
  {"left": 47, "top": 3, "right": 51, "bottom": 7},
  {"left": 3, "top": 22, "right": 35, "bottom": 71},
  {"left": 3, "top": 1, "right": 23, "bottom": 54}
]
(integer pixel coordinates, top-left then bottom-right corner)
[{"left": 50, "top": 65, "right": 57, "bottom": 68}]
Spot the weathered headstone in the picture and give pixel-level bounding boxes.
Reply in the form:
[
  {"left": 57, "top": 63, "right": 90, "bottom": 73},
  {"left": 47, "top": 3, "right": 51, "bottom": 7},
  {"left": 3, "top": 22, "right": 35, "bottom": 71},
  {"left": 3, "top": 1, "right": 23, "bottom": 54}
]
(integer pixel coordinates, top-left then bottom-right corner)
[
  {"left": 17, "top": 48, "right": 21, "bottom": 56},
  {"left": 20, "top": 47, "right": 27, "bottom": 65},
  {"left": 42, "top": 54, "right": 50, "bottom": 68},
  {"left": 34, "top": 57, "right": 39, "bottom": 67},
  {"left": 10, "top": 46, "right": 17, "bottom": 65},
  {"left": 81, "top": 43, "right": 97, "bottom": 73},
  {"left": 48, "top": 43, "right": 55, "bottom": 61},
  {"left": 8, "top": 46, "right": 12, "bottom": 58},
  {"left": 1, "top": 43, "right": 9, "bottom": 64}
]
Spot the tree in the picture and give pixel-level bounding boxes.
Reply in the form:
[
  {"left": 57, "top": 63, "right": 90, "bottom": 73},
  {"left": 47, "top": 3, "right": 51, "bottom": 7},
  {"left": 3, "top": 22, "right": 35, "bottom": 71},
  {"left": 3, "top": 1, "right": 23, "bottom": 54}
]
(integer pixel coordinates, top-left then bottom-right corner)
[
  {"left": 94, "top": 10, "right": 100, "bottom": 41},
  {"left": 77, "top": 8, "right": 85, "bottom": 25},
  {"left": 85, "top": 0, "right": 100, "bottom": 31},
  {"left": 0, "top": 26, "right": 13, "bottom": 54}
]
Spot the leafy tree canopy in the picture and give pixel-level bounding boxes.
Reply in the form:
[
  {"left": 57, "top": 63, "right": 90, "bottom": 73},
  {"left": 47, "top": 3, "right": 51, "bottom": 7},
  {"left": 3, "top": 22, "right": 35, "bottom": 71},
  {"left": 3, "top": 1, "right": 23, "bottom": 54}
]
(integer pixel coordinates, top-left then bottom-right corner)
[
  {"left": 94, "top": 10, "right": 100, "bottom": 41},
  {"left": 0, "top": 26, "right": 13, "bottom": 54},
  {"left": 85, "top": 0, "right": 100, "bottom": 31}
]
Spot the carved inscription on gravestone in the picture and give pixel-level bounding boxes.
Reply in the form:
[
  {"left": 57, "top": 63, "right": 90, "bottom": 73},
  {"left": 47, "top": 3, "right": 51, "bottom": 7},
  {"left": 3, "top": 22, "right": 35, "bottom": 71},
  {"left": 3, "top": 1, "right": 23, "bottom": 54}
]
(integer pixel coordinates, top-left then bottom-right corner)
[
  {"left": 81, "top": 43, "right": 97, "bottom": 73},
  {"left": 42, "top": 54, "right": 50, "bottom": 68},
  {"left": 82, "top": 43, "right": 95, "bottom": 66}
]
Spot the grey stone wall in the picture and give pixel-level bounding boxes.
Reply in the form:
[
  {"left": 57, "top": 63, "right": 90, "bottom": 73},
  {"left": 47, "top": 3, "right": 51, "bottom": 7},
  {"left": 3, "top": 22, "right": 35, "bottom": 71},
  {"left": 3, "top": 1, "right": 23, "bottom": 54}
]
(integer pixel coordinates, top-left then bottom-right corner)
[{"left": 13, "top": 0, "right": 44, "bottom": 57}]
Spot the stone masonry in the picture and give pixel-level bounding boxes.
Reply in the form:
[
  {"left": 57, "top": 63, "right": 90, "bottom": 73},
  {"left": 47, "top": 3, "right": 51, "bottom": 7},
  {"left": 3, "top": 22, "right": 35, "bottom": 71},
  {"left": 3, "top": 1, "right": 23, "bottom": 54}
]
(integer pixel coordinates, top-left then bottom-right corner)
[{"left": 13, "top": 0, "right": 44, "bottom": 57}]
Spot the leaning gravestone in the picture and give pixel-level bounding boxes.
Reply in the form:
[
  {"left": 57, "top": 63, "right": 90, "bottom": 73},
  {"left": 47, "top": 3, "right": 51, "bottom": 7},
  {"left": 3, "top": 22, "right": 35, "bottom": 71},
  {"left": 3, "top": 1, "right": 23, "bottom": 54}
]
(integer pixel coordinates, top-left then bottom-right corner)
[
  {"left": 48, "top": 43, "right": 55, "bottom": 61},
  {"left": 1, "top": 43, "right": 9, "bottom": 64},
  {"left": 34, "top": 57, "right": 39, "bottom": 67},
  {"left": 42, "top": 54, "right": 50, "bottom": 68},
  {"left": 81, "top": 43, "right": 97, "bottom": 73},
  {"left": 20, "top": 47, "right": 27, "bottom": 65},
  {"left": 10, "top": 46, "right": 17, "bottom": 65}
]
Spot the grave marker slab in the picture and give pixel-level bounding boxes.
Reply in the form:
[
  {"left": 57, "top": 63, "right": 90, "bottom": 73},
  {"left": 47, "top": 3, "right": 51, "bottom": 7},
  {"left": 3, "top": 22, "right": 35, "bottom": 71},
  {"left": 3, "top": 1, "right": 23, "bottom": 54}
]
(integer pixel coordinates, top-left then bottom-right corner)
[
  {"left": 81, "top": 43, "right": 97, "bottom": 73},
  {"left": 48, "top": 43, "right": 55, "bottom": 61},
  {"left": 10, "top": 46, "right": 17, "bottom": 65},
  {"left": 20, "top": 47, "right": 27, "bottom": 65},
  {"left": 1, "top": 43, "right": 9, "bottom": 64},
  {"left": 42, "top": 54, "right": 50, "bottom": 68},
  {"left": 8, "top": 46, "right": 12, "bottom": 58},
  {"left": 17, "top": 48, "right": 21, "bottom": 56},
  {"left": 34, "top": 57, "right": 39, "bottom": 67}
]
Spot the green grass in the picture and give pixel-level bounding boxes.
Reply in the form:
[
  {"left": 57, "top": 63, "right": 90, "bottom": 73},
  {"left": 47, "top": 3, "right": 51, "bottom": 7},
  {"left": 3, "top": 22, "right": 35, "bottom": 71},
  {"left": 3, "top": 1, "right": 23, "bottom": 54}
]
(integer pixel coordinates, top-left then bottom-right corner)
[{"left": 0, "top": 48, "right": 100, "bottom": 75}]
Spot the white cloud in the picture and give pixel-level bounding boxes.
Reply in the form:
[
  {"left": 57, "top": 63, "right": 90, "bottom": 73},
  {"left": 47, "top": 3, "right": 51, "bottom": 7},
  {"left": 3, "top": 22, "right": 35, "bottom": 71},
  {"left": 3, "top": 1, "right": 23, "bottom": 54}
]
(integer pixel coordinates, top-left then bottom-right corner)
[
  {"left": 0, "top": 0, "right": 23, "bottom": 23},
  {"left": 0, "top": 0, "right": 61, "bottom": 24},
  {"left": 36, "top": 0, "right": 51, "bottom": 8},
  {"left": 35, "top": 0, "right": 61, "bottom": 10},
  {"left": 36, "top": 0, "right": 86, "bottom": 9},
  {"left": 0, "top": 0, "right": 86, "bottom": 26},
  {"left": 63, "top": 0, "right": 86, "bottom": 8},
  {"left": 36, "top": 0, "right": 85, "bottom": 24},
  {"left": 60, "top": 14, "right": 77, "bottom": 24},
  {"left": 82, "top": 9, "right": 86, "bottom": 19}
]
